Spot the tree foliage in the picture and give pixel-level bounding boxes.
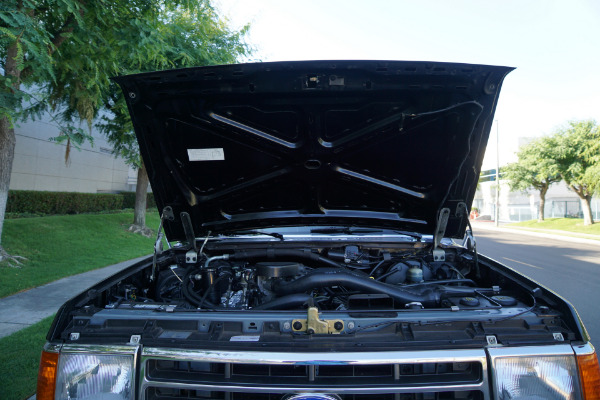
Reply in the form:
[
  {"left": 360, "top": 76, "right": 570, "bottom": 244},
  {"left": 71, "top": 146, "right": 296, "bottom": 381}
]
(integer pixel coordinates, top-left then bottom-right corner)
[
  {"left": 1, "top": 1, "right": 79, "bottom": 119},
  {"left": 550, "top": 120, "right": 600, "bottom": 225},
  {"left": 504, "top": 136, "right": 561, "bottom": 193},
  {"left": 505, "top": 119, "right": 600, "bottom": 225},
  {"left": 551, "top": 120, "right": 600, "bottom": 194},
  {"left": 94, "top": 1, "right": 250, "bottom": 168},
  {"left": 503, "top": 136, "right": 561, "bottom": 221},
  {"left": 0, "top": 0, "right": 250, "bottom": 259},
  {"left": 89, "top": 1, "right": 251, "bottom": 231},
  {"left": 2, "top": 0, "right": 249, "bottom": 161}
]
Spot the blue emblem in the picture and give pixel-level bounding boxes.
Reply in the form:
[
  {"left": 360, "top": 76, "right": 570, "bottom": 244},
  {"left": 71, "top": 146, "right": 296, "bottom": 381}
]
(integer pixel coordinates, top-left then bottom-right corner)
[{"left": 283, "top": 395, "right": 340, "bottom": 400}]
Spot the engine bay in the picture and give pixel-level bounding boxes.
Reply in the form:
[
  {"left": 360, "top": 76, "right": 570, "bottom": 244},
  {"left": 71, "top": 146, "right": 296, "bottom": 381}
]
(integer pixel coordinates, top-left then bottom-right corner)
[
  {"left": 48, "top": 238, "right": 585, "bottom": 347},
  {"left": 103, "top": 243, "right": 529, "bottom": 313}
]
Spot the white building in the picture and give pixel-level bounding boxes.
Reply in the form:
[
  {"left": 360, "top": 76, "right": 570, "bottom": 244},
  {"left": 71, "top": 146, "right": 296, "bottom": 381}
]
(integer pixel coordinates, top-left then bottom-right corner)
[
  {"left": 10, "top": 114, "right": 138, "bottom": 193},
  {"left": 474, "top": 180, "right": 600, "bottom": 222}
]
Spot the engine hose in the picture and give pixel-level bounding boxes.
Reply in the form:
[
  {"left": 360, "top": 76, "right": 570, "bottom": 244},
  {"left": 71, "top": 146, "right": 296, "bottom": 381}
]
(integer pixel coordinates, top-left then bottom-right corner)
[
  {"left": 436, "top": 286, "right": 495, "bottom": 295},
  {"left": 181, "top": 269, "right": 221, "bottom": 309},
  {"left": 198, "top": 274, "right": 228, "bottom": 309},
  {"left": 230, "top": 249, "right": 342, "bottom": 269},
  {"left": 253, "top": 294, "right": 313, "bottom": 310},
  {"left": 400, "top": 279, "right": 477, "bottom": 287},
  {"left": 273, "top": 268, "right": 440, "bottom": 307}
]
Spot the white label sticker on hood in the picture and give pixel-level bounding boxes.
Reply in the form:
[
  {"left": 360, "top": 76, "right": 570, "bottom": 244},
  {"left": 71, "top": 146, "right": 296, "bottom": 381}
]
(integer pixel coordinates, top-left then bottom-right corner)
[{"left": 187, "top": 148, "right": 225, "bottom": 161}]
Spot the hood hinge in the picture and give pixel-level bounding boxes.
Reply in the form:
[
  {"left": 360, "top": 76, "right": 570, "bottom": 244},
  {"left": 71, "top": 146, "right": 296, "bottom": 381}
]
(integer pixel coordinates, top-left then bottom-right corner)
[
  {"left": 433, "top": 203, "right": 467, "bottom": 262},
  {"left": 180, "top": 211, "right": 198, "bottom": 252},
  {"left": 433, "top": 208, "right": 450, "bottom": 249},
  {"left": 432, "top": 208, "right": 450, "bottom": 262}
]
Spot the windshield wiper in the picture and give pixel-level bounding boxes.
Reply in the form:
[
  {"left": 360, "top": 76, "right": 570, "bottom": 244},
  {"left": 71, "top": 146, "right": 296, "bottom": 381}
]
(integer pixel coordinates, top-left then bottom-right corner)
[
  {"left": 310, "top": 227, "right": 421, "bottom": 240},
  {"left": 226, "top": 230, "right": 285, "bottom": 241},
  {"left": 310, "top": 227, "right": 383, "bottom": 234},
  {"left": 391, "top": 230, "right": 422, "bottom": 240}
]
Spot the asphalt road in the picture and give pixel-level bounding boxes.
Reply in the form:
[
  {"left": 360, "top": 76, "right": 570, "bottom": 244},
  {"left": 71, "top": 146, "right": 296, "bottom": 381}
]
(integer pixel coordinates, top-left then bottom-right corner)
[{"left": 472, "top": 226, "right": 600, "bottom": 348}]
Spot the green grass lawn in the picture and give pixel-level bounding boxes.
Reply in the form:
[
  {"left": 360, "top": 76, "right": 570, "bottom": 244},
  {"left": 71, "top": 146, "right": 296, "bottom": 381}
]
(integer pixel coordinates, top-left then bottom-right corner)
[
  {"left": 0, "top": 316, "right": 54, "bottom": 400},
  {"left": 507, "top": 218, "right": 600, "bottom": 237},
  {"left": 0, "top": 211, "right": 160, "bottom": 298}
]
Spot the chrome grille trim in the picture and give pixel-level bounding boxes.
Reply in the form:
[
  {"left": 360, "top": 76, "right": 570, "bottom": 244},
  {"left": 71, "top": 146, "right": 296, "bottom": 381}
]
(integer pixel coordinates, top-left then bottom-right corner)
[
  {"left": 139, "top": 348, "right": 491, "bottom": 399},
  {"left": 61, "top": 344, "right": 140, "bottom": 354},
  {"left": 142, "top": 381, "right": 486, "bottom": 393},
  {"left": 141, "top": 347, "right": 487, "bottom": 364}
]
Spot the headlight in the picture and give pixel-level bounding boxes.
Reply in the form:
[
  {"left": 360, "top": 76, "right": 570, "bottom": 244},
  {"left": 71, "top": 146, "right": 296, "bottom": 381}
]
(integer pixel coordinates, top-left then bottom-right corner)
[
  {"left": 492, "top": 353, "right": 581, "bottom": 400},
  {"left": 54, "top": 353, "right": 134, "bottom": 400}
]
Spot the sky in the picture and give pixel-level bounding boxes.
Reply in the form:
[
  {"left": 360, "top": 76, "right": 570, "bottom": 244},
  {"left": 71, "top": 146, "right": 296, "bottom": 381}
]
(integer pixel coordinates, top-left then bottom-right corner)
[{"left": 215, "top": 0, "right": 600, "bottom": 170}]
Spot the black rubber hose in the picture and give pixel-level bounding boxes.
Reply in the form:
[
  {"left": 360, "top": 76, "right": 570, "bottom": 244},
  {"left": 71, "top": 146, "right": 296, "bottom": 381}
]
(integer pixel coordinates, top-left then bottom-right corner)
[
  {"left": 400, "top": 279, "right": 477, "bottom": 287},
  {"left": 273, "top": 268, "right": 440, "bottom": 307},
  {"left": 253, "top": 294, "right": 313, "bottom": 310},
  {"left": 198, "top": 274, "right": 228, "bottom": 309},
  {"left": 181, "top": 268, "right": 221, "bottom": 309},
  {"left": 230, "top": 249, "right": 342, "bottom": 269}
]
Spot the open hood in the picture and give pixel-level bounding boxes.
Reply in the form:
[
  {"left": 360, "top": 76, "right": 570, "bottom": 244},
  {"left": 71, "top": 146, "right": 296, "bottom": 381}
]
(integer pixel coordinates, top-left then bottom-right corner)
[{"left": 115, "top": 60, "right": 512, "bottom": 242}]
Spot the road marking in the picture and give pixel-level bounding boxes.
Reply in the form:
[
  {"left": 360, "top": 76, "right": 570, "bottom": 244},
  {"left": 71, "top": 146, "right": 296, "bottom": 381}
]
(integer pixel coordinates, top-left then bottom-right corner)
[{"left": 503, "top": 257, "right": 544, "bottom": 270}]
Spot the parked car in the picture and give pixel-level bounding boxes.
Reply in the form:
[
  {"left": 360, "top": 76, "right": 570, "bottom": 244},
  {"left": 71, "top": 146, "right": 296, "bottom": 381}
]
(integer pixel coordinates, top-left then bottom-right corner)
[{"left": 37, "top": 60, "right": 599, "bottom": 400}]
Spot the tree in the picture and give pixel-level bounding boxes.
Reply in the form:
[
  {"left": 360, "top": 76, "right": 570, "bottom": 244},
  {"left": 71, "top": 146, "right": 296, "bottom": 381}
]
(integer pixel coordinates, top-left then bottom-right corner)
[
  {"left": 1, "top": 0, "right": 91, "bottom": 264},
  {"left": 95, "top": 2, "right": 250, "bottom": 235},
  {"left": 504, "top": 136, "right": 561, "bottom": 222},
  {"left": 0, "top": 1, "right": 249, "bottom": 261},
  {"left": 550, "top": 120, "right": 600, "bottom": 225}
]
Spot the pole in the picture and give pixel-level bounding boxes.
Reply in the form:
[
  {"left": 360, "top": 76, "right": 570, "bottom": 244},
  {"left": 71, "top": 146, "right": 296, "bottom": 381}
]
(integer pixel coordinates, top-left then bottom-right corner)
[{"left": 495, "top": 120, "right": 500, "bottom": 227}]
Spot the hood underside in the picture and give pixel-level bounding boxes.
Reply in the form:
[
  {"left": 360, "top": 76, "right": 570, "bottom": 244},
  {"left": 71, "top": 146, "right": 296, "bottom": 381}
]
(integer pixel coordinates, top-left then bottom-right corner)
[{"left": 115, "top": 60, "right": 512, "bottom": 242}]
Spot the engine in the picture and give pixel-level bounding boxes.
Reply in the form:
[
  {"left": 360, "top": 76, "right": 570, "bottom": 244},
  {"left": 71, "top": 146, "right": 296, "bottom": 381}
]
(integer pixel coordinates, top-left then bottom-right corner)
[{"left": 101, "top": 243, "right": 511, "bottom": 312}]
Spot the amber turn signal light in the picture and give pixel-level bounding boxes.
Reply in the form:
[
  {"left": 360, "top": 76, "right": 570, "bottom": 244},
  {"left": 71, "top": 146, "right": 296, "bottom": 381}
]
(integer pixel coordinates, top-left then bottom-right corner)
[
  {"left": 36, "top": 350, "right": 59, "bottom": 400},
  {"left": 577, "top": 350, "right": 600, "bottom": 400}
]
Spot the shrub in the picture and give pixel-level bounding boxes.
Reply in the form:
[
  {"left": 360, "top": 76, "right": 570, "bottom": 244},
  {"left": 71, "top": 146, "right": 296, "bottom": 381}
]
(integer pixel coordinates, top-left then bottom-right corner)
[
  {"left": 6, "top": 191, "right": 157, "bottom": 215},
  {"left": 121, "top": 192, "right": 136, "bottom": 209},
  {"left": 121, "top": 192, "right": 156, "bottom": 209},
  {"left": 6, "top": 191, "right": 124, "bottom": 214}
]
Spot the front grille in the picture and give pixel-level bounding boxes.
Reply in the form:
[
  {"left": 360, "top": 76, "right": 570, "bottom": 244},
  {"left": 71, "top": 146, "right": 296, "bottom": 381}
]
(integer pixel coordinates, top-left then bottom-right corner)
[
  {"left": 146, "top": 387, "right": 484, "bottom": 400},
  {"left": 146, "top": 359, "right": 480, "bottom": 387},
  {"left": 139, "top": 348, "right": 490, "bottom": 400}
]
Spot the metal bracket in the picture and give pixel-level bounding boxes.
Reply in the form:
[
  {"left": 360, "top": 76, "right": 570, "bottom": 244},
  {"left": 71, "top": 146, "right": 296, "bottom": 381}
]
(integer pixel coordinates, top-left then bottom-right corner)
[
  {"left": 486, "top": 335, "right": 499, "bottom": 346},
  {"left": 433, "top": 208, "right": 450, "bottom": 250},
  {"left": 162, "top": 206, "right": 175, "bottom": 221},
  {"left": 432, "top": 248, "right": 446, "bottom": 262},
  {"left": 455, "top": 202, "right": 467, "bottom": 218},
  {"left": 186, "top": 249, "right": 198, "bottom": 264},
  {"left": 292, "top": 307, "right": 344, "bottom": 334},
  {"left": 180, "top": 212, "right": 198, "bottom": 251},
  {"left": 129, "top": 335, "right": 141, "bottom": 345},
  {"left": 463, "top": 228, "right": 475, "bottom": 251}
]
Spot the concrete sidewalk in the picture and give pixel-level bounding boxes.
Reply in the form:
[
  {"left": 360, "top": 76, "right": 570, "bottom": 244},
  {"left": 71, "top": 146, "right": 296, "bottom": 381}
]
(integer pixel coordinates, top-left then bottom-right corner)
[{"left": 0, "top": 255, "right": 150, "bottom": 339}]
